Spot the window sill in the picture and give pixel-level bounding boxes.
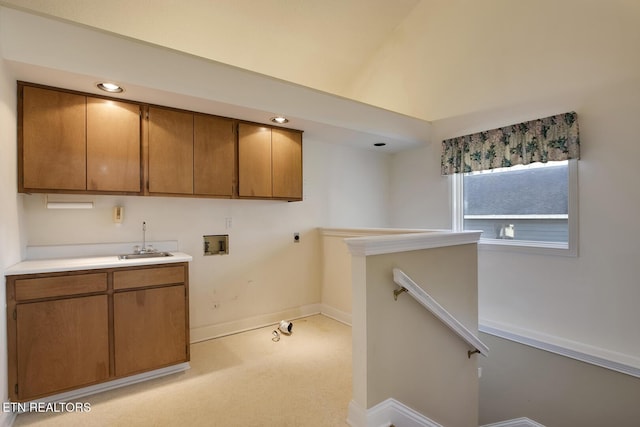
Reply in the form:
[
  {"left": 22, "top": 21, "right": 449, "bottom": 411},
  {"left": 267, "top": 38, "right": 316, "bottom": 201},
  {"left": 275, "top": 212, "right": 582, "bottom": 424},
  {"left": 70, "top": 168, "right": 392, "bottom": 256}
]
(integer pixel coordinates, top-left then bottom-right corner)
[{"left": 478, "top": 238, "right": 577, "bottom": 257}]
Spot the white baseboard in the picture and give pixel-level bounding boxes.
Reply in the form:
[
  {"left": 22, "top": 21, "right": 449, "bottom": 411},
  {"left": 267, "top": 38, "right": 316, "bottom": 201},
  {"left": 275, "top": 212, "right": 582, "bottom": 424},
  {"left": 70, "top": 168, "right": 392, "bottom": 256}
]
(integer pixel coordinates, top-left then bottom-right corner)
[
  {"left": 190, "top": 304, "right": 322, "bottom": 343},
  {"left": 189, "top": 303, "right": 352, "bottom": 343},
  {"left": 347, "top": 398, "right": 443, "bottom": 427},
  {"left": 0, "top": 412, "right": 17, "bottom": 427},
  {"left": 18, "top": 363, "right": 190, "bottom": 408},
  {"left": 347, "top": 400, "right": 368, "bottom": 427},
  {"left": 319, "top": 304, "right": 352, "bottom": 326},
  {"left": 3, "top": 363, "right": 190, "bottom": 424},
  {"left": 479, "top": 319, "right": 640, "bottom": 378},
  {"left": 481, "top": 417, "right": 545, "bottom": 427}
]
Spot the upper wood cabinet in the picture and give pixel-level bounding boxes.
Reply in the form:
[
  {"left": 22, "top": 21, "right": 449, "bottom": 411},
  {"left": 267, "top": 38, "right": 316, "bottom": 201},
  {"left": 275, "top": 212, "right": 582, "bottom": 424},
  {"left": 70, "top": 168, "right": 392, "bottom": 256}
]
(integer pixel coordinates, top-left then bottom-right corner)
[
  {"left": 18, "top": 83, "right": 302, "bottom": 201},
  {"left": 194, "top": 114, "right": 235, "bottom": 197},
  {"left": 87, "top": 98, "right": 141, "bottom": 192},
  {"left": 238, "top": 123, "right": 303, "bottom": 201},
  {"left": 148, "top": 106, "right": 194, "bottom": 195},
  {"left": 147, "top": 107, "right": 236, "bottom": 197},
  {"left": 238, "top": 124, "right": 273, "bottom": 198},
  {"left": 272, "top": 128, "right": 303, "bottom": 199},
  {"left": 19, "top": 84, "right": 142, "bottom": 194},
  {"left": 21, "top": 86, "right": 86, "bottom": 191}
]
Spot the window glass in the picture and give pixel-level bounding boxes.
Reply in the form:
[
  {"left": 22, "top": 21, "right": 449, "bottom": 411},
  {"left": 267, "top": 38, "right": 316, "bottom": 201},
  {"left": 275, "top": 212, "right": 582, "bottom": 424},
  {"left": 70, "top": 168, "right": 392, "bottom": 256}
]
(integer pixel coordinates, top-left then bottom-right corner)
[{"left": 462, "top": 161, "right": 569, "bottom": 243}]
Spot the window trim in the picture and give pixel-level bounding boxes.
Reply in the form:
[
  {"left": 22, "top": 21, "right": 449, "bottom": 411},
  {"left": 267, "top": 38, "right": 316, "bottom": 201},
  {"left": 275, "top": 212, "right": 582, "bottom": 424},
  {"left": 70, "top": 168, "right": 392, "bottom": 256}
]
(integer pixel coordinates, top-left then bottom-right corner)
[{"left": 452, "top": 159, "right": 578, "bottom": 257}]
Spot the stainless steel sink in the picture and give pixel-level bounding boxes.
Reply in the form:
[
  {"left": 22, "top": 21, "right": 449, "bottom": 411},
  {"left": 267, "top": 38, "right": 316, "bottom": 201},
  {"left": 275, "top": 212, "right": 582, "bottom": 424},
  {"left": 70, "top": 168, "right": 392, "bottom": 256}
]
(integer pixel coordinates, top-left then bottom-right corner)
[{"left": 117, "top": 252, "right": 173, "bottom": 260}]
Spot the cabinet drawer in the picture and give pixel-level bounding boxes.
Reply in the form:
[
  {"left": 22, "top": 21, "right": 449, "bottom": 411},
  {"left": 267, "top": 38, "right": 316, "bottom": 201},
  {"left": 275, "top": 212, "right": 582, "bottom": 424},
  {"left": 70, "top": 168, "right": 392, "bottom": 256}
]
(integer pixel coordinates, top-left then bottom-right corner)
[
  {"left": 113, "top": 265, "right": 185, "bottom": 290},
  {"left": 15, "top": 273, "right": 107, "bottom": 301}
]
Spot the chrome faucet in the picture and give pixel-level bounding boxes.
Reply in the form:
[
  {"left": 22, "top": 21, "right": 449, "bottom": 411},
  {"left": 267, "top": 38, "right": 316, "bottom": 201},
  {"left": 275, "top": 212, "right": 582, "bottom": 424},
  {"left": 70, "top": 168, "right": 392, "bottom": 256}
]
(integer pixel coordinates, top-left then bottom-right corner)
[
  {"left": 142, "top": 221, "right": 147, "bottom": 253},
  {"left": 134, "top": 221, "right": 155, "bottom": 254}
]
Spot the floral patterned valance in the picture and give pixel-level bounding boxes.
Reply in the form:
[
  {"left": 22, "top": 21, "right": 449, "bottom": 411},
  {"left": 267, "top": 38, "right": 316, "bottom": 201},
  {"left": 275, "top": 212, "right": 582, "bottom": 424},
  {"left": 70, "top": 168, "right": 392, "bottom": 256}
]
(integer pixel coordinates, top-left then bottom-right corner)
[{"left": 441, "top": 112, "right": 580, "bottom": 175}]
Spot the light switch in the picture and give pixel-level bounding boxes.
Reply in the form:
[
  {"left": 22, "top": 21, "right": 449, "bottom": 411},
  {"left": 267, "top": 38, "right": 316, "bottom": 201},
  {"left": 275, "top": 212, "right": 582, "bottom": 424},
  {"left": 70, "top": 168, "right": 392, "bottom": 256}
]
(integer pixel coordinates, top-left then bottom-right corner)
[{"left": 113, "top": 206, "right": 124, "bottom": 224}]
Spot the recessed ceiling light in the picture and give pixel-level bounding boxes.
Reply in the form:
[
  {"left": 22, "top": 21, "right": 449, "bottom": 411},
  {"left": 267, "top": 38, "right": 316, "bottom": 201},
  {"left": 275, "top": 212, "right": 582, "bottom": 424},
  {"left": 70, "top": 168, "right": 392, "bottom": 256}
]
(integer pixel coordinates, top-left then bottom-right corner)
[
  {"left": 97, "top": 82, "right": 124, "bottom": 93},
  {"left": 270, "top": 116, "right": 289, "bottom": 124},
  {"left": 373, "top": 142, "right": 387, "bottom": 147}
]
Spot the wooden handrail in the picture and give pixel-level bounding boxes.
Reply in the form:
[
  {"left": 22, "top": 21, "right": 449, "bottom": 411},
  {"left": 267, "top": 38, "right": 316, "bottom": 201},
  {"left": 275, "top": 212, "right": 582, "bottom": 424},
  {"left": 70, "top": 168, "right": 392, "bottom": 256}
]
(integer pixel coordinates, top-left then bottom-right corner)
[{"left": 392, "top": 268, "right": 489, "bottom": 357}]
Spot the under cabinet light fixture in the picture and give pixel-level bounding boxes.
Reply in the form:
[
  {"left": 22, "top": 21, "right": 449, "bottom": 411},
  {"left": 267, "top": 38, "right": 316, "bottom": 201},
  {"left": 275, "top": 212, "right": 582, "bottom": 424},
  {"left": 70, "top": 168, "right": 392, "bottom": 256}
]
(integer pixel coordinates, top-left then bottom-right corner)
[
  {"left": 97, "top": 82, "right": 124, "bottom": 93},
  {"left": 45, "top": 195, "right": 94, "bottom": 209},
  {"left": 270, "top": 116, "right": 289, "bottom": 124},
  {"left": 46, "top": 201, "right": 94, "bottom": 209}
]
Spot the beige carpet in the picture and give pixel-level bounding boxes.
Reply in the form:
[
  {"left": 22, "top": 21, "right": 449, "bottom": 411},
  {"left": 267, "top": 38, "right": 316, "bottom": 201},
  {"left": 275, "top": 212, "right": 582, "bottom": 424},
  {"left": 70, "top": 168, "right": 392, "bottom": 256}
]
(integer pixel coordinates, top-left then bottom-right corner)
[{"left": 13, "top": 315, "right": 352, "bottom": 427}]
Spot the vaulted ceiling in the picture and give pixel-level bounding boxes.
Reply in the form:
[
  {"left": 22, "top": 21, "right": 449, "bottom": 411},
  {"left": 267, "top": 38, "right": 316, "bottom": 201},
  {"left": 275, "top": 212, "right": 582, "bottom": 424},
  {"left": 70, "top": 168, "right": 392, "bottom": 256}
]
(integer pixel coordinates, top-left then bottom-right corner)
[
  {"left": 1, "top": 0, "right": 430, "bottom": 151},
  {"left": 1, "top": 0, "right": 420, "bottom": 104},
  {"left": 3, "top": 0, "right": 639, "bottom": 148}
]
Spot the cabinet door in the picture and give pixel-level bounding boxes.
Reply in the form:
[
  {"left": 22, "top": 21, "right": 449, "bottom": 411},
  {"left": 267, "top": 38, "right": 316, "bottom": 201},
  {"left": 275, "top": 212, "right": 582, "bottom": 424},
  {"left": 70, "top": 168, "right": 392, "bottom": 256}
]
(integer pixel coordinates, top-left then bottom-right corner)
[
  {"left": 272, "top": 128, "right": 302, "bottom": 199},
  {"left": 21, "top": 86, "right": 86, "bottom": 191},
  {"left": 194, "top": 114, "right": 235, "bottom": 196},
  {"left": 238, "top": 123, "right": 272, "bottom": 197},
  {"left": 113, "top": 285, "right": 187, "bottom": 377},
  {"left": 16, "top": 295, "right": 109, "bottom": 400},
  {"left": 148, "top": 107, "right": 194, "bottom": 194},
  {"left": 87, "top": 97, "right": 141, "bottom": 192}
]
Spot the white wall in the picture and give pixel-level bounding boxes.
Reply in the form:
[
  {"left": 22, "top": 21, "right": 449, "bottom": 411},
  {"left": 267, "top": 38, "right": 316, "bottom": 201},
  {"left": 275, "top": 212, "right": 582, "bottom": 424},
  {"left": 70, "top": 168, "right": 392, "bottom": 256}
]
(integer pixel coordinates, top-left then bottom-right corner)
[
  {"left": 349, "top": 242, "right": 479, "bottom": 427},
  {"left": 387, "top": 74, "right": 640, "bottom": 369},
  {"left": 389, "top": 143, "right": 449, "bottom": 229},
  {"left": 19, "top": 137, "right": 391, "bottom": 339},
  {"left": 323, "top": 146, "right": 391, "bottom": 228},
  {"left": 355, "top": 0, "right": 640, "bottom": 369},
  {"left": 0, "top": 6, "right": 394, "bottom": 343},
  {"left": 479, "top": 333, "right": 640, "bottom": 427},
  {"left": 0, "top": 12, "right": 25, "bottom": 424}
]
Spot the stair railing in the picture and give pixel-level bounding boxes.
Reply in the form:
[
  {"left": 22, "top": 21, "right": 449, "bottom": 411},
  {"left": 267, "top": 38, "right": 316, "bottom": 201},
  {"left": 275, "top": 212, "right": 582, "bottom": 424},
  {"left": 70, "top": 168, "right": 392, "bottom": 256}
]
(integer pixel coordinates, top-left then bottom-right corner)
[{"left": 392, "top": 268, "right": 489, "bottom": 358}]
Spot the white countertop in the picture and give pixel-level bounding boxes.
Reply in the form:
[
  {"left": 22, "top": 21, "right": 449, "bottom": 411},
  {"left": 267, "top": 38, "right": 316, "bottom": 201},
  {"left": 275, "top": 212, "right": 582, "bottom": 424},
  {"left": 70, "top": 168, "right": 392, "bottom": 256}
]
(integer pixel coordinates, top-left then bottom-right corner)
[{"left": 5, "top": 252, "right": 193, "bottom": 276}]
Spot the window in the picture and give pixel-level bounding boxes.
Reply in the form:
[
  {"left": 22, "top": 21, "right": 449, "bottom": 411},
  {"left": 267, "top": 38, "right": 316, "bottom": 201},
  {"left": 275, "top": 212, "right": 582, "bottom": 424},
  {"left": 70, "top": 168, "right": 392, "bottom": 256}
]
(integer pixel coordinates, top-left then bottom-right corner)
[
  {"left": 442, "top": 112, "right": 580, "bottom": 255},
  {"left": 452, "top": 160, "right": 578, "bottom": 256}
]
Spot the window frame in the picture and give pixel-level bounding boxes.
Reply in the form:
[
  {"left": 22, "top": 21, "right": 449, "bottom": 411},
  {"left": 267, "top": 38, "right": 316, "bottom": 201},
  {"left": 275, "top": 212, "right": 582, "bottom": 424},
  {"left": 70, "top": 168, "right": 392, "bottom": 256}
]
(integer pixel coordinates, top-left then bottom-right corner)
[{"left": 452, "top": 159, "right": 579, "bottom": 257}]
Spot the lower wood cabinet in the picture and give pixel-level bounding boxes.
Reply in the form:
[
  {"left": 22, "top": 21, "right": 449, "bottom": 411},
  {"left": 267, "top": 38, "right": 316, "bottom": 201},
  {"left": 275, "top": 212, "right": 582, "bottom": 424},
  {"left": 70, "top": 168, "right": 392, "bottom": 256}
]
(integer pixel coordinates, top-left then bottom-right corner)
[
  {"left": 114, "top": 285, "right": 187, "bottom": 377},
  {"left": 5, "top": 262, "right": 189, "bottom": 402},
  {"left": 16, "top": 295, "right": 110, "bottom": 399}
]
